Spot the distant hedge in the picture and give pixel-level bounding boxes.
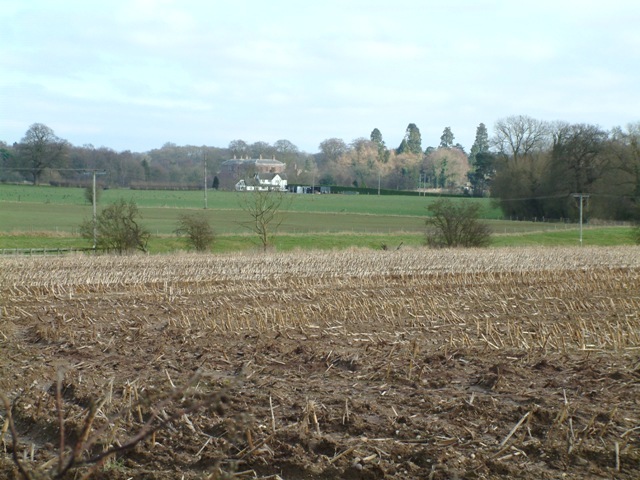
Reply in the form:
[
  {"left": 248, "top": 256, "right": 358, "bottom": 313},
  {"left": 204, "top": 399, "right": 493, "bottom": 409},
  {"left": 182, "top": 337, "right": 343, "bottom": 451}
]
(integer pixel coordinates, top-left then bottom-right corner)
[
  {"left": 290, "top": 184, "right": 465, "bottom": 197},
  {"left": 130, "top": 182, "right": 203, "bottom": 190}
]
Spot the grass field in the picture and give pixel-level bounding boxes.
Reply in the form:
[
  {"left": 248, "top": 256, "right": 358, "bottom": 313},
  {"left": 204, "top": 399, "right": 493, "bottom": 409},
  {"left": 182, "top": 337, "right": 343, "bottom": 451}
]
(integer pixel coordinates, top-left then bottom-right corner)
[
  {"left": 0, "top": 184, "right": 502, "bottom": 216},
  {"left": 0, "top": 184, "right": 635, "bottom": 252}
]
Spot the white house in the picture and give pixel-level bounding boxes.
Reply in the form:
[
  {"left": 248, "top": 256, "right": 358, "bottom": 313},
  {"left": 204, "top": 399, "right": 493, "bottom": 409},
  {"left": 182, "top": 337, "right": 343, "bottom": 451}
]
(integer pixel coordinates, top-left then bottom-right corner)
[{"left": 235, "top": 173, "right": 288, "bottom": 192}]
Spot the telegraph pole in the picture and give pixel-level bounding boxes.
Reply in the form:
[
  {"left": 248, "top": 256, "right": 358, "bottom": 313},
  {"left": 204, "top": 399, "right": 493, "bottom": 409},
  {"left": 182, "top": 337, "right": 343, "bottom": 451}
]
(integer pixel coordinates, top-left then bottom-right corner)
[
  {"left": 91, "top": 170, "right": 107, "bottom": 250},
  {"left": 93, "top": 171, "right": 97, "bottom": 248},
  {"left": 203, "top": 151, "right": 208, "bottom": 209},
  {"left": 572, "top": 193, "right": 590, "bottom": 246}
]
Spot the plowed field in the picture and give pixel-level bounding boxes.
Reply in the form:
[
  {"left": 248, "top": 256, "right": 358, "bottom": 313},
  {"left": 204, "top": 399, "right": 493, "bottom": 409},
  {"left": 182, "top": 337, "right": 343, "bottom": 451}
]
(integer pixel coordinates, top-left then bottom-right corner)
[{"left": 1, "top": 247, "right": 639, "bottom": 479}]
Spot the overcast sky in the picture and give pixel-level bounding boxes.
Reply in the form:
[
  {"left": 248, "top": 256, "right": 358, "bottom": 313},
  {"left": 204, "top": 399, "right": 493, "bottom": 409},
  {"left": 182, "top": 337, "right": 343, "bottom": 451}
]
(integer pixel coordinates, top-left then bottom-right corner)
[{"left": 2, "top": 0, "right": 639, "bottom": 154}]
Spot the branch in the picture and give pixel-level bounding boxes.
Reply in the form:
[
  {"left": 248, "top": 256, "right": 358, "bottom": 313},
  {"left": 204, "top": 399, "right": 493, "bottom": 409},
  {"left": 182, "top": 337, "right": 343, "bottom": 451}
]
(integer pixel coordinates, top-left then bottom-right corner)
[
  {"left": 55, "top": 399, "right": 101, "bottom": 479},
  {"left": 74, "top": 372, "right": 222, "bottom": 470},
  {"left": 79, "top": 387, "right": 224, "bottom": 468},
  {"left": 1, "top": 393, "right": 33, "bottom": 480},
  {"left": 56, "top": 370, "right": 65, "bottom": 476}
]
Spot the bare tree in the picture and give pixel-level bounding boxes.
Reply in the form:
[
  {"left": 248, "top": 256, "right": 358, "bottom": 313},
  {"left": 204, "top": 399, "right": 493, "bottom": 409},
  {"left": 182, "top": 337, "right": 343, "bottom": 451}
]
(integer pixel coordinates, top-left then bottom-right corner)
[
  {"left": 492, "top": 115, "right": 551, "bottom": 163},
  {"left": 273, "top": 139, "right": 301, "bottom": 166},
  {"left": 317, "top": 138, "right": 348, "bottom": 167},
  {"left": 228, "top": 139, "right": 250, "bottom": 158},
  {"left": 239, "top": 190, "right": 289, "bottom": 252},
  {"left": 250, "top": 141, "right": 275, "bottom": 159}
]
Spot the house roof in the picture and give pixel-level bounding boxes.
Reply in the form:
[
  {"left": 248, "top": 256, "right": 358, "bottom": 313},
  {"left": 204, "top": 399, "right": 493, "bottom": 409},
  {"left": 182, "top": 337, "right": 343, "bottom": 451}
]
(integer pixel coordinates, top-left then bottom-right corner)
[
  {"left": 259, "top": 172, "right": 287, "bottom": 181},
  {"left": 236, "top": 178, "right": 260, "bottom": 186},
  {"left": 236, "top": 173, "right": 287, "bottom": 184}
]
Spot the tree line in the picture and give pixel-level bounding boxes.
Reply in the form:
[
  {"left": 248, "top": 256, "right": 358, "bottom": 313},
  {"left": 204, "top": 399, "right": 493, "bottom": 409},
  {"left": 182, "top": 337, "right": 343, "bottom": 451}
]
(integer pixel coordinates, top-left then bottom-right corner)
[
  {"left": 2, "top": 116, "right": 639, "bottom": 221},
  {"left": 488, "top": 116, "right": 640, "bottom": 222}
]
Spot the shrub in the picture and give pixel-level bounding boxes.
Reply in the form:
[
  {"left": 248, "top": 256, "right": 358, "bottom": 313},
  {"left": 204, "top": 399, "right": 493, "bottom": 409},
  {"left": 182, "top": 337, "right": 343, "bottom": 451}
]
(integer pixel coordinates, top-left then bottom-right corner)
[
  {"left": 633, "top": 223, "right": 640, "bottom": 244},
  {"left": 80, "top": 199, "right": 150, "bottom": 253},
  {"left": 84, "top": 184, "right": 102, "bottom": 205},
  {"left": 425, "top": 199, "right": 491, "bottom": 248},
  {"left": 175, "top": 213, "right": 215, "bottom": 251}
]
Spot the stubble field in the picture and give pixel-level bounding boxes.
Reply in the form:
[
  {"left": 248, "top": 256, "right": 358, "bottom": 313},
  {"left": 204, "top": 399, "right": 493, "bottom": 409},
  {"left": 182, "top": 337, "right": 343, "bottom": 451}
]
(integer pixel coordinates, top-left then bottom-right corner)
[{"left": 1, "top": 247, "right": 639, "bottom": 479}]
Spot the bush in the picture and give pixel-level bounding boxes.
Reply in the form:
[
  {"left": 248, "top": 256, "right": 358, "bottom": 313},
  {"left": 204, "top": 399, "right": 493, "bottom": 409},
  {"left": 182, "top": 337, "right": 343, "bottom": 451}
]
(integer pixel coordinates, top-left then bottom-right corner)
[
  {"left": 633, "top": 223, "right": 640, "bottom": 245},
  {"left": 80, "top": 199, "right": 150, "bottom": 253},
  {"left": 84, "top": 184, "right": 102, "bottom": 205},
  {"left": 425, "top": 199, "right": 491, "bottom": 248},
  {"left": 175, "top": 213, "right": 215, "bottom": 251}
]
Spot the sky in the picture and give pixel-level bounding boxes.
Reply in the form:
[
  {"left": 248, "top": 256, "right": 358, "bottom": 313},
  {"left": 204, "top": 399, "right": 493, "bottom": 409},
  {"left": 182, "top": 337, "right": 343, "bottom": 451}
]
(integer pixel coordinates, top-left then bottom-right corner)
[{"left": 1, "top": 0, "right": 639, "bottom": 154}]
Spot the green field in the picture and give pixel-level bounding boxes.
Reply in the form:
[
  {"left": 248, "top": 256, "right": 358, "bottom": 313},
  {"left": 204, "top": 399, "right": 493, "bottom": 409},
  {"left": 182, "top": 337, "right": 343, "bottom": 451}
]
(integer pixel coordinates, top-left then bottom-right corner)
[
  {"left": 0, "top": 184, "right": 635, "bottom": 252},
  {"left": 0, "top": 183, "right": 501, "bottom": 216}
]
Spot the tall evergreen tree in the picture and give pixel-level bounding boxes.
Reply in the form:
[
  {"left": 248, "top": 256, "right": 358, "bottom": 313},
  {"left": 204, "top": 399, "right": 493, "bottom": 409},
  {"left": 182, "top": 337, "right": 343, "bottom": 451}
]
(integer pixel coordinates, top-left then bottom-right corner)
[
  {"left": 439, "top": 127, "right": 455, "bottom": 148},
  {"left": 397, "top": 138, "right": 409, "bottom": 154},
  {"left": 370, "top": 128, "right": 383, "bottom": 145},
  {"left": 469, "top": 123, "right": 490, "bottom": 166},
  {"left": 398, "top": 123, "right": 422, "bottom": 155},
  {"left": 370, "top": 128, "right": 389, "bottom": 163}
]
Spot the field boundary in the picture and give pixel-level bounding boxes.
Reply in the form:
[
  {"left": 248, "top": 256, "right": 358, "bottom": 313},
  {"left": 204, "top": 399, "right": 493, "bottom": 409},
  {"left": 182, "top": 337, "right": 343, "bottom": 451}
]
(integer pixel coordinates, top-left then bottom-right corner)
[{"left": 0, "top": 247, "right": 102, "bottom": 256}]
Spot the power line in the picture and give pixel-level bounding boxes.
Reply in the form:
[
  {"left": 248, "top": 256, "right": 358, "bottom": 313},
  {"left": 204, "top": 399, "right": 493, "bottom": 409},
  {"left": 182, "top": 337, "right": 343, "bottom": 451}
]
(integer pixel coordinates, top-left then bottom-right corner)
[
  {"left": 496, "top": 192, "right": 637, "bottom": 202},
  {"left": 496, "top": 193, "right": 572, "bottom": 202}
]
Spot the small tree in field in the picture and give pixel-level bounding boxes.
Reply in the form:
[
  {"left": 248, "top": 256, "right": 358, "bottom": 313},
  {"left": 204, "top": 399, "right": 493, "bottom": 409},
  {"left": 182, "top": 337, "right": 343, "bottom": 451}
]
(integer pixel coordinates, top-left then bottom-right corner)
[
  {"left": 239, "top": 189, "right": 288, "bottom": 252},
  {"left": 175, "top": 213, "right": 215, "bottom": 251},
  {"left": 84, "top": 184, "right": 101, "bottom": 205},
  {"left": 80, "top": 199, "right": 150, "bottom": 253},
  {"left": 425, "top": 199, "right": 491, "bottom": 248}
]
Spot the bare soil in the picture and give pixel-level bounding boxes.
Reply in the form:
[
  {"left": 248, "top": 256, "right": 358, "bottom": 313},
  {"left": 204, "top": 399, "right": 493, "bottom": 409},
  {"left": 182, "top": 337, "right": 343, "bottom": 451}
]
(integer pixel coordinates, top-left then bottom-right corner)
[{"left": 1, "top": 248, "right": 639, "bottom": 479}]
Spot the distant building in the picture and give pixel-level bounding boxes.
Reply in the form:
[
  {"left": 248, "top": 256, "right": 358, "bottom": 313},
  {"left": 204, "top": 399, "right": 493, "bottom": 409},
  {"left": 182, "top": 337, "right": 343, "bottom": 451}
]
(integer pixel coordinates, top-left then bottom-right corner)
[
  {"left": 236, "top": 173, "right": 288, "bottom": 192},
  {"left": 219, "top": 156, "right": 286, "bottom": 190},
  {"left": 292, "top": 185, "right": 331, "bottom": 194}
]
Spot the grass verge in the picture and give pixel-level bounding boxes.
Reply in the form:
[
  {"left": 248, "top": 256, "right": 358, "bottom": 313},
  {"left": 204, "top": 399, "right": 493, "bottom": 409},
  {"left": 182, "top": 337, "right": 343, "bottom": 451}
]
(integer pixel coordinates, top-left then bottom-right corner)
[{"left": 0, "top": 226, "right": 635, "bottom": 254}]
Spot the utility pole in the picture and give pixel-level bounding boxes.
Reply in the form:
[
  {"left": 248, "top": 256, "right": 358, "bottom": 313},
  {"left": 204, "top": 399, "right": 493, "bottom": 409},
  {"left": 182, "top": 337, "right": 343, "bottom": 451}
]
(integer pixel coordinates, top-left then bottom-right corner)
[
  {"left": 203, "top": 151, "right": 208, "bottom": 209},
  {"left": 418, "top": 172, "right": 426, "bottom": 196},
  {"left": 93, "top": 171, "right": 97, "bottom": 248},
  {"left": 89, "top": 169, "right": 107, "bottom": 250},
  {"left": 572, "top": 193, "right": 590, "bottom": 246}
]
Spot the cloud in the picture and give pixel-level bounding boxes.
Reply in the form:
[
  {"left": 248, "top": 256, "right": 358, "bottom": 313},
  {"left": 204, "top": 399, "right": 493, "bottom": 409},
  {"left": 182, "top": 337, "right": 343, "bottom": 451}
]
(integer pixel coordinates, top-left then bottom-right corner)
[{"left": 1, "top": 1, "right": 639, "bottom": 152}]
